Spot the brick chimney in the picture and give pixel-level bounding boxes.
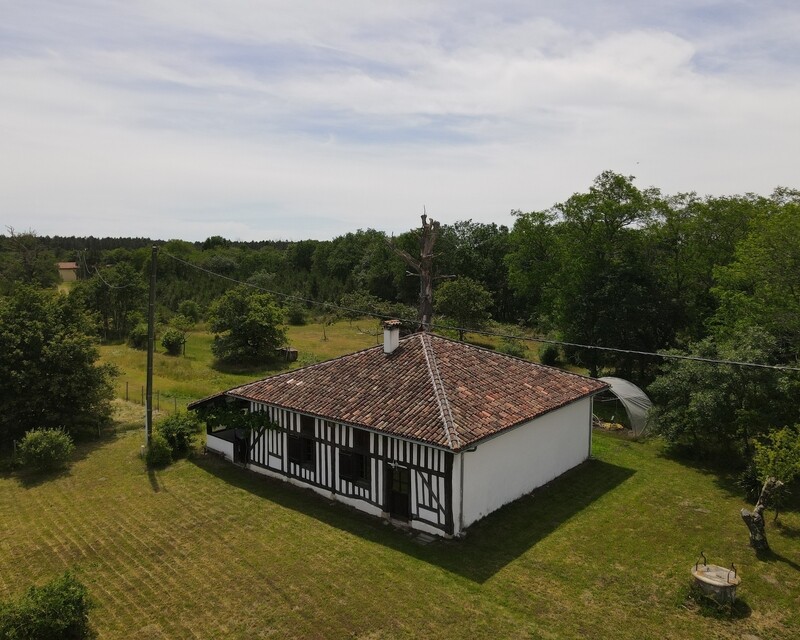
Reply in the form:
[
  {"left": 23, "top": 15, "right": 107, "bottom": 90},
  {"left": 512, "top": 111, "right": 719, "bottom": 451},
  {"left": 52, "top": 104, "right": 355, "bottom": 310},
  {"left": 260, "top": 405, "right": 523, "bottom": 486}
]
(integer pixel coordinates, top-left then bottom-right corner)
[{"left": 383, "top": 320, "right": 401, "bottom": 354}]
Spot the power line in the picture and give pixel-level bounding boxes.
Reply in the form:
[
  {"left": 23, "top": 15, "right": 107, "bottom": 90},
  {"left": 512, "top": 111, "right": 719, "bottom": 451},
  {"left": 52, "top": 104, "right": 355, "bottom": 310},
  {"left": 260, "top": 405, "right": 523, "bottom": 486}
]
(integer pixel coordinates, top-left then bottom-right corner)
[
  {"left": 160, "top": 250, "right": 800, "bottom": 374},
  {"left": 79, "top": 249, "right": 136, "bottom": 289}
]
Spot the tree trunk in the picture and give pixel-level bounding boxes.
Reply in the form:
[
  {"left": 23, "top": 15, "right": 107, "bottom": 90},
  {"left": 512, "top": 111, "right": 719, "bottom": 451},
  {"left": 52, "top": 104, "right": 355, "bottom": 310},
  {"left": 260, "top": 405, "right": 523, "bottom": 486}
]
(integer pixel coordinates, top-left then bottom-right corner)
[
  {"left": 386, "top": 214, "right": 440, "bottom": 332},
  {"left": 741, "top": 476, "right": 783, "bottom": 551}
]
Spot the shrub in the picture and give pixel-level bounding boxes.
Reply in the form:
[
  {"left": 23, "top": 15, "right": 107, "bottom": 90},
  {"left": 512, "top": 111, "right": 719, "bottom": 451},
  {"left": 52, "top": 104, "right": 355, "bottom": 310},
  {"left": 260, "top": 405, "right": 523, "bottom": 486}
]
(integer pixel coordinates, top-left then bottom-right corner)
[
  {"left": 157, "top": 413, "right": 202, "bottom": 458},
  {"left": 499, "top": 336, "right": 527, "bottom": 358},
  {"left": 285, "top": 303, "right": 307, "bottom": 326},
  {"left": 145, "top": 432, "right": 173, "bottom": 468},
  {"left": 539, "top": 343, "right": 560, "bottom": 366},
  {"left": 18, "top": 429, "right": 75, "bottom": 472},
  {"left": 128, "top": 322, "right": 149, "bottom": 350},
  {"left": 178, "top": 300, "right": 201, "bottom": 323},
  {"left": 161, "top": 328, "right": 185, "bottom": 356},
  {"left": 0, "top": 571, "right": 93, "bottom": 639}
]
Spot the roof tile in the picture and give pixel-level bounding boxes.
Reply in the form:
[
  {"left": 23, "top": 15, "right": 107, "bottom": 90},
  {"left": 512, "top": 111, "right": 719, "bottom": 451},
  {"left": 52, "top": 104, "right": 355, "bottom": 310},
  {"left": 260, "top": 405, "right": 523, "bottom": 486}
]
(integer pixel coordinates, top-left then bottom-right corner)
[{"left": 218, "top": 333, "right": 607, "bottom": 451}]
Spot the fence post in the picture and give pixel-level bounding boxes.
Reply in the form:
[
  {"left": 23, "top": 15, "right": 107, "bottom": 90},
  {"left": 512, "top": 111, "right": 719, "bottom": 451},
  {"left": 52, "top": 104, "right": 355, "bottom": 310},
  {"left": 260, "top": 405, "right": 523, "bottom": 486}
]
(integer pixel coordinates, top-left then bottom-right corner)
[
  {"left": 126, "top": 381, "right": 129, "bottom": 402},
  {"left": 141, "top": 386, "right": 144, "bottom": 405}
]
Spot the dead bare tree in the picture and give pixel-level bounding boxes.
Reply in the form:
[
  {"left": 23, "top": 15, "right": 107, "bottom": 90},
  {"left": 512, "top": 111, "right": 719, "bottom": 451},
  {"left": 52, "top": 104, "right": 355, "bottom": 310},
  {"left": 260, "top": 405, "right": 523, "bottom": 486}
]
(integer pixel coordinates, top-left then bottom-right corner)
[{"left": 385, "top": 213, "right": 441, "bottom": 332}]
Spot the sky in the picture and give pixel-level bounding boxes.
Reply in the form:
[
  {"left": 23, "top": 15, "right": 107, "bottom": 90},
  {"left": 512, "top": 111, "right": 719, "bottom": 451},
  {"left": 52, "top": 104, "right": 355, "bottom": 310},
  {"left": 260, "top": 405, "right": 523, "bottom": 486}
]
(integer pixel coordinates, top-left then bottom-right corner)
[{"left": 2, "top": 1, "right": 799, "bottom": 242}]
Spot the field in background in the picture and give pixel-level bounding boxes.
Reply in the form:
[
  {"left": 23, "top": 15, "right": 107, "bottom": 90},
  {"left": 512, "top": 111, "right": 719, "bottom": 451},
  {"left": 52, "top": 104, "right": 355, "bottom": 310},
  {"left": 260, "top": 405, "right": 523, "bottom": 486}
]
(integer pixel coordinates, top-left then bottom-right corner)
[
  {"left": 2, "top": 425, "right": 798, "bottom": 639},
  {"left": 99, "top": 319, "right": 380, "bottom": 411},
  {"left": 98, "top": 319, "right": 561, "bottom": 413}
]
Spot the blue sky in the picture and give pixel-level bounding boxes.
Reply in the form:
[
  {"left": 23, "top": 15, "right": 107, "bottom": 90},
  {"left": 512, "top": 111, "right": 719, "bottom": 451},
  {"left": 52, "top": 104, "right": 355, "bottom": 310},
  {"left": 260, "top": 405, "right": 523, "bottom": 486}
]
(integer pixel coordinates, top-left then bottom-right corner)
[{"left": 2, "top": 1, "right": 799, "bottom": 241}]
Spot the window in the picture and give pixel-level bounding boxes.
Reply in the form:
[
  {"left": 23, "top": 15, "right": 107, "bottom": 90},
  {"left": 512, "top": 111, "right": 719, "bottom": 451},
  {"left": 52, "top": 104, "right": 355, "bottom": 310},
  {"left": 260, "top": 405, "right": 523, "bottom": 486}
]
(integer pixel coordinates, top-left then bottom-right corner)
[
  {"left": 340, "top": 428, "right": 370, "bottom": 485},
  {"left": 289, "top": 415, "right": 316, "bottom": 468}
]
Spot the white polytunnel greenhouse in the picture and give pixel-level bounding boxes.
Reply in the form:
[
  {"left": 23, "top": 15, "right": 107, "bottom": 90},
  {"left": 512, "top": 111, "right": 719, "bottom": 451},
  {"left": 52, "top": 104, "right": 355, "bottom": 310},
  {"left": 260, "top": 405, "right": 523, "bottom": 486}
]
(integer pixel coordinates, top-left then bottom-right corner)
[{"left": 597, "top": 376, "right": 653, "bottom": 436}]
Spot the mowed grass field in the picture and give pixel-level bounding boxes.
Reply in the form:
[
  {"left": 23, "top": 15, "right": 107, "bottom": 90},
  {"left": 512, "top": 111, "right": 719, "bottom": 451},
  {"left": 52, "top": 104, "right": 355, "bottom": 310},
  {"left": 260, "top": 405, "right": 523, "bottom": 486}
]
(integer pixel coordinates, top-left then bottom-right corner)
[
  {"left": 99, "top": 319, "right": 396, "bottom": 410},
  {"left": 2, "top": 427, "right": 799, "bottom": 639},
  {"left": 3, "top": 320, "right": 799, "bottom": 638}
]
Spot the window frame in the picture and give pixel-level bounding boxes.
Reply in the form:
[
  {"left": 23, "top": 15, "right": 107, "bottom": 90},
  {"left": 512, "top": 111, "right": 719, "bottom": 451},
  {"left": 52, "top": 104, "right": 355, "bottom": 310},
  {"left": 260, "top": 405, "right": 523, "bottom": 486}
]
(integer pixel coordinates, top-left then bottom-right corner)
[
  {"left": 288, "top": 414, "right": 316, "bottom": 469},
  {"left": 340, "top": 428, "right": 371, "bottom": 486}
]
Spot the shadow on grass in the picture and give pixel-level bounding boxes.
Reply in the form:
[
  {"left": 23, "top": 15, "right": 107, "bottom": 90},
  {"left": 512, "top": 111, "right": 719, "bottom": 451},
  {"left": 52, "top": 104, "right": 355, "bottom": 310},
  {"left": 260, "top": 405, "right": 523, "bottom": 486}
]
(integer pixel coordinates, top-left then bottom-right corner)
[
  {"left": 656, "top": 447, "right": 746, "bottom": 498},
  {"left": 683, "top": 585, "right": 752, "bottom": 620},
  {"left": 147, "top": 468, "right": 162, "bottom": 492},
  {"left": 210, "top": 359, "right": 288, "bottom": 377},
  {"left": 4, "top": 427, "right": 125, "bottom": 489},
  {"left": 190, "top": 455, "right": 634, "bottom": 583},
  {"left": 775, "top": 521, "right": 800, "bottom": 540},
  {"left": 755, "top": 547, "right": 800, "bottom": 572},
  {"left": 10, "top": 466, "right": 74, "bottom": 489}
]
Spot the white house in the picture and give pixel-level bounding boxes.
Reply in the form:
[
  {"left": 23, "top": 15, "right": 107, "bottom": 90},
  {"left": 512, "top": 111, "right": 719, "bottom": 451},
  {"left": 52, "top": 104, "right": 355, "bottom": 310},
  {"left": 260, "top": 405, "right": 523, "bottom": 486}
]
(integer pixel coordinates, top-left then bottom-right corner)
[{"left": 190, "top": 321, "right": 607, "bottom": 537}]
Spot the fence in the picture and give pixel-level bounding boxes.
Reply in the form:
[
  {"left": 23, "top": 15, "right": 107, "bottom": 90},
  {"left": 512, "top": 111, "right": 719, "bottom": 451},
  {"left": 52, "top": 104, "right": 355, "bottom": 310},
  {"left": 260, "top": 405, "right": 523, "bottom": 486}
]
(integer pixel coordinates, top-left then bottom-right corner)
[{"left": 120, "top": 381, "right": 190, "bottom": 415}]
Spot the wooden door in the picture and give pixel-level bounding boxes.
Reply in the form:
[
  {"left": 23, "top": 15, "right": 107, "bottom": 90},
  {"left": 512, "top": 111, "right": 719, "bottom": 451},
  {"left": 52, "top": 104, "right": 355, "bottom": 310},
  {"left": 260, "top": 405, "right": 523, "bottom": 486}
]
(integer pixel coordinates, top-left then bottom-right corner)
[
  {"left": 386, "top": 464, "right": 411, "bottom": 520},
  {"left": 233, "top": 429, "right": 249, "bottom": 464}
]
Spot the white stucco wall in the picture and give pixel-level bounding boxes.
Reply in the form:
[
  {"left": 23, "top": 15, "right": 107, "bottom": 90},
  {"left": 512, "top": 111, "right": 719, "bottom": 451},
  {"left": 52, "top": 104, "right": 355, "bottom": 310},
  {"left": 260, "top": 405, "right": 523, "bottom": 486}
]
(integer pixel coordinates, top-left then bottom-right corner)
[
  {"left": 206, "top": 434, "right": 234, "bottom": 461},
  {"left": 457, "top": 397, "right": 592, "bottom": 532}
]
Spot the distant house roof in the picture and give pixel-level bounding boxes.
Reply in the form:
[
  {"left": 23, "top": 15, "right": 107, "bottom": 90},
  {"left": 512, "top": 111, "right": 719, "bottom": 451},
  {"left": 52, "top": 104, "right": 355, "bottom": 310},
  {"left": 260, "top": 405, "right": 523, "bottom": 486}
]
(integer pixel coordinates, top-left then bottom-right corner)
[
  {"left": 57, "top": 262, "right": 79, "bottom": 270},
  {"left": 192, "top": 333, "right": 607, "bottom": 452}
]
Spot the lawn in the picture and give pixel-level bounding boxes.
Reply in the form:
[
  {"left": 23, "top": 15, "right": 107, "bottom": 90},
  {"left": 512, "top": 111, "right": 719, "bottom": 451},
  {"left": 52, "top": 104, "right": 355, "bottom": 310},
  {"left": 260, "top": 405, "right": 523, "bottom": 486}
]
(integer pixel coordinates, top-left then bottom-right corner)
[
  {"left": 98, "top": 319, "right": 382, "bottom": 412},
  {"left": 2, "top": 422, "right": 798, "bottom": 639},
  {"left": 7, "top": 322, "right": 798, "bottom": 638}
]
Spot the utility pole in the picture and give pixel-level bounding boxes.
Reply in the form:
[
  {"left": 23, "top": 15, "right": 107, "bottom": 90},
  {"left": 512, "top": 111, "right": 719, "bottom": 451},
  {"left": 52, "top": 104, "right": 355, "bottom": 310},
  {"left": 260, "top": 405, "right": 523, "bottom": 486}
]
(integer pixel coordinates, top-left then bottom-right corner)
[
  {"left": 145, "top": 245, "right": 158, "bottom": 445},
  {"left": 386, "top": 213, "right": 441, "bottom": 331}
]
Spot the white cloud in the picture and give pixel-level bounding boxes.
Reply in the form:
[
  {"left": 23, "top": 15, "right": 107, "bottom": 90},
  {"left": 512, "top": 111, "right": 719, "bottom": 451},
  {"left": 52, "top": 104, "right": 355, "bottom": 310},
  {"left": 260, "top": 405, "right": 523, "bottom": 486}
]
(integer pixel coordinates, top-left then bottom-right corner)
[{"left": 1, "top": 1, "right": 799, "bottom": 240}]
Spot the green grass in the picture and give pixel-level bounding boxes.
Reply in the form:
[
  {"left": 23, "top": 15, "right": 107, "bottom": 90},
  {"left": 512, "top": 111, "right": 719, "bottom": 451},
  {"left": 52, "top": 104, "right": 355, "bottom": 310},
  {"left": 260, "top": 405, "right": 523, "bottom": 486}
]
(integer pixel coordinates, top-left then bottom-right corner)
[
  {"left": 2, "top": 427, "right": 798, "bottom": 639},
  {"left": 99, "top": 319, "right": 380, "bottom": 410},
  {"left": 99, "top": 319, "right": 584, "bottom": 413},
  {"left": 8, "top": 323, "right": 795, "bottom": 638}
]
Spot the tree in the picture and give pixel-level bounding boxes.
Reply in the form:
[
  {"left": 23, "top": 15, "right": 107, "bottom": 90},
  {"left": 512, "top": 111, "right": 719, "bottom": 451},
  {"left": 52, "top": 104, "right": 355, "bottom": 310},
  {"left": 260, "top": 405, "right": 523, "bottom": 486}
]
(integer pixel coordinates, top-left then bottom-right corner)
[
  {"left": 434, "top": 277, "right": 493, "bottom": 341},
  {"left": 741, "top": 476, "right": 784, "bottom": 552},
  {"left": 505, "top": 210, "right": 559, "bottom": 325},
  {"left": 748, "top": 424, "right": 800, "bottom": 527},
  {"left": 161, "top": 327, "right": 185, "bottom": 356},
  {"left": 0, "top": 286, "right": 117, "bottom": 448},
  {"left": 163, "top": 314, "right": 193, "bottom": 355},
  {"left": 647, "top": 328, "right": 799, "bottom": 461},
  {"left": 645, "top": 193, "right": 759, "bottom": 342},
  {"left": 713, "top": 199, "right": 800, "bottom": 360},
  {"left": 0, "top": 228, "right": 58, "bottom": 292},
  {"left": 546, "top": 172, "right": 664, "bottom": 377},
  {"left": 208, "top": 285, "right": 287, "bottom": 364},
  {"left": 72, "top": 262, "right": 146, "bottom": 340},
  {"left": 386, "top": 214, "right": 442, "bottom": 331}
]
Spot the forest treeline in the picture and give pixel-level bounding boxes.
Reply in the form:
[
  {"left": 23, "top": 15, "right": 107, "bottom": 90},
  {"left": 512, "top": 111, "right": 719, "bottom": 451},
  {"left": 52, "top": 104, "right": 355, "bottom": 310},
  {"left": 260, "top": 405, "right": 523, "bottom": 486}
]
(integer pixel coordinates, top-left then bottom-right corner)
[{"left": 2, "top": 170, "right": 800, "bottom": 464}]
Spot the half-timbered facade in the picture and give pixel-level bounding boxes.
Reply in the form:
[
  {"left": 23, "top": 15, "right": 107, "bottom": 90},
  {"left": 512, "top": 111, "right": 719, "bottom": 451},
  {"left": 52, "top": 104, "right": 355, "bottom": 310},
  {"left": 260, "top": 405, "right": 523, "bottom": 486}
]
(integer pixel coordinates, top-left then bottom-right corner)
[{"left": 193, "top": 322, "right": 607, "bottom": 537}]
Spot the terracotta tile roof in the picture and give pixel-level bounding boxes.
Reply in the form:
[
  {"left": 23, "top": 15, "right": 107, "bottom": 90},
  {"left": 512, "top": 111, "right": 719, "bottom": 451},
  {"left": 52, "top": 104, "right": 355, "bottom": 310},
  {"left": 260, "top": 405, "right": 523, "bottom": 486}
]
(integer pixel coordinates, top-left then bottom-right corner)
[{"left": 202, "top": 333, "right": 607, "bottom": 451}]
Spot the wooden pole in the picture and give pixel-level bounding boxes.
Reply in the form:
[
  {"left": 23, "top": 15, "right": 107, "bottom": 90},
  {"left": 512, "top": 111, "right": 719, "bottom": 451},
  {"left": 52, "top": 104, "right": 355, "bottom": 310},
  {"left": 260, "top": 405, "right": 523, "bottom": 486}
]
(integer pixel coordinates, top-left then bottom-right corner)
[{"left": 145, "top": 245, "right": 158, "bottom": 445}]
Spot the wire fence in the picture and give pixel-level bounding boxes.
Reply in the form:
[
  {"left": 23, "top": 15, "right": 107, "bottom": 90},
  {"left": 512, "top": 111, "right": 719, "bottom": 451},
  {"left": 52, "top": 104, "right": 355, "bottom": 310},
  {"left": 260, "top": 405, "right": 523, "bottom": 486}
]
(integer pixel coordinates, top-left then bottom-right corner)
[{"left": 118, "top": 381, "right": 191, "bottom": 415}]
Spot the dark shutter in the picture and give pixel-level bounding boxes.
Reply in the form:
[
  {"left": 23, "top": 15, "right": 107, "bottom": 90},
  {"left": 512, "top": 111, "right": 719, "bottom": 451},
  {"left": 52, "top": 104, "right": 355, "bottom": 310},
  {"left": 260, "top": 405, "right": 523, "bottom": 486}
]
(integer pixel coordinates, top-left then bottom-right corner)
[
  {"left": 288, "top": 434, "right": 301, "bottom": 464},
  {"left": 339, "top": 450, "right": 354, "bottom": 480}
]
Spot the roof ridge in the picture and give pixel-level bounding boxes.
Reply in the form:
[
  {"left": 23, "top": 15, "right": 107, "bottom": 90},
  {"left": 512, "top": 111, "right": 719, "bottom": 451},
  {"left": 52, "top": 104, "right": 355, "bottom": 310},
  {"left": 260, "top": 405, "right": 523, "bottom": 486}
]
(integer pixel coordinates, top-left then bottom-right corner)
[{"left": 420, "top": 333, "right": 461, "bottom": 450}]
